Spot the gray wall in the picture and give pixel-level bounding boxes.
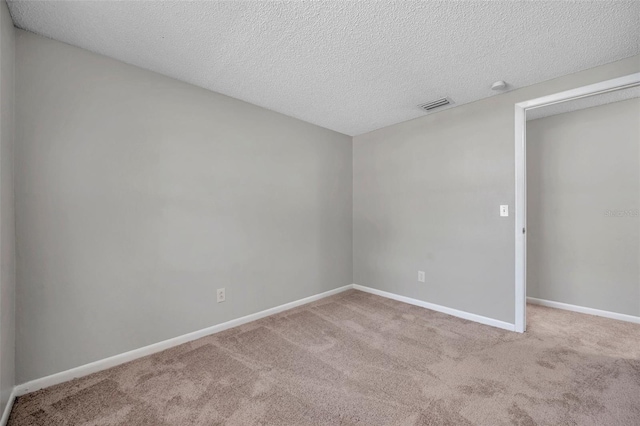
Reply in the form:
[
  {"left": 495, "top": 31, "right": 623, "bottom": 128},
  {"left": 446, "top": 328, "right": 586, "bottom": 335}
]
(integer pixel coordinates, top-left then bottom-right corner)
[
  {"left": 15, "top": 30, "right": 353, "bottom": 383},
  {"left": 353, "top": 55, "right": 640, "bottom": 324},
  {"left": 0, "top": 0, "right": 15, "bottom": 414},
  {"left": 527, "top": 99, "right": 640, "bottom": 316}
]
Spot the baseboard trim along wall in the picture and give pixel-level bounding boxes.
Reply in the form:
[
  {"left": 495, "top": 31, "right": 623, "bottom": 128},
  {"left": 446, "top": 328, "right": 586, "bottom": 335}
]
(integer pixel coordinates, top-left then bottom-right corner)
[
  {"left": 527, "top": 297, "right": 640, "bottom": 324},
  {"left": 1, "top": 389, "right": 17, "bottom": 426},
  {"left": 353, "top": 284, "right": 516, "bottom": 332},
  {"left": 12, "top": 285, "right": 353, "bottom": 399},
  {"left": 8, "top": 283, "right": 517, "bottom": 410}
]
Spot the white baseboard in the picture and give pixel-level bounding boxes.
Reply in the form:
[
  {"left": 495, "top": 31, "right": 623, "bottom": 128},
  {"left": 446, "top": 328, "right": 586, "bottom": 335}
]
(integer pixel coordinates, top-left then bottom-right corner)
[
  {"left": 13, "top": 285, "right": 353, "bottom": 398},
  {"left": 527, "top": 297, "right": 640, "bottom": 324},
  {"left": 11, "top": 283, "right": 517, "bottom": 404},
  {"left": 352, "top": 284, "right": 516, "bottom": 332},
  {"left": 1, "top": 388, "right": 17, "bottom": 426}
]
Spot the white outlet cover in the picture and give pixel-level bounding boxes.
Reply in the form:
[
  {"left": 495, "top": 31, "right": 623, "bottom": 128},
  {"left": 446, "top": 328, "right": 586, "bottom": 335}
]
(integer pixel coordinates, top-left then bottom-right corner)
[
  {"left": 217, "top": 288, "right": 225, "bottom": 303},
  {"left": 418, "top": 271, "right": 425, "bottom": 283}
]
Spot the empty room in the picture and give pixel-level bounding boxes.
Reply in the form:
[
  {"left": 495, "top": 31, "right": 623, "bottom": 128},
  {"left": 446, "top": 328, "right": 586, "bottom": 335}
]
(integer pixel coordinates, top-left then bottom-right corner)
[{"left": 0, "top": 1, "right": 638, "bottom": 425}]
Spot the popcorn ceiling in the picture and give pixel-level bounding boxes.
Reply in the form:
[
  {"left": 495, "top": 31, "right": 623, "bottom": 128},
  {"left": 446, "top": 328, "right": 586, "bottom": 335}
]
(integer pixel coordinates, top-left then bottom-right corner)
[{"left": 8, "top": 1, "right": 640, "bottom": 136}]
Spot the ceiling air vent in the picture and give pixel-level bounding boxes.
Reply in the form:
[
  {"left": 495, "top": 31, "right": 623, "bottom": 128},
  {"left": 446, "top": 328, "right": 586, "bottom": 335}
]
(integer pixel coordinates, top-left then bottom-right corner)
[{"left": 418, "top": 97, "right": 452, "bottom": 112}]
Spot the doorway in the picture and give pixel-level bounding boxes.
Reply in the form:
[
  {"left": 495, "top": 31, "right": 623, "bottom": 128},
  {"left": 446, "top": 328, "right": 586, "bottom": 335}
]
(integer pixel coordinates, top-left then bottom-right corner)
[{"left": 514, "top": 73, "right": 640, "bottom": 332}]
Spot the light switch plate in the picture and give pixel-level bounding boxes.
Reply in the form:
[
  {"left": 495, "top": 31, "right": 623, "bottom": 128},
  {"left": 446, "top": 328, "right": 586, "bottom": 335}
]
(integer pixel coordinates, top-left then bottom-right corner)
[{"left": 500, "top": 205, "right": 509, "bottom": 217}]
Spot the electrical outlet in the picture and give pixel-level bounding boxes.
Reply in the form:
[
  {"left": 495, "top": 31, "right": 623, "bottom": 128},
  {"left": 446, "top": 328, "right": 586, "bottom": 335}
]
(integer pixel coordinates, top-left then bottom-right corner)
[
  {"left": 418, "top": 271, "right": 425, "bottom": 283},
  {"left": 217, "top": 288, "right": 225, "bottom": 303}
]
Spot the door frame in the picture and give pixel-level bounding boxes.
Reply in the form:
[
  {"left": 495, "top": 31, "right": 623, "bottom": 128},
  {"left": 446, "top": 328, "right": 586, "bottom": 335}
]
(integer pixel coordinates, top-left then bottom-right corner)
[{"left": 514, "top": 72, "right": 640, "bottom": 333}]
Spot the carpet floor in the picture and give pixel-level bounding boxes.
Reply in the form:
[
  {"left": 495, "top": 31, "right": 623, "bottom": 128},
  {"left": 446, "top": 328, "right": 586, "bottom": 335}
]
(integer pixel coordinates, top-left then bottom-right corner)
[{"left": 8, "top": 289, "right": 640, "bottom": 425}]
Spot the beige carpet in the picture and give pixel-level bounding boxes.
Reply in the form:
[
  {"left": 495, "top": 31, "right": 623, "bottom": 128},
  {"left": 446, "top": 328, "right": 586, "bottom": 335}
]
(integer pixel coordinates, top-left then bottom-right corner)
[{"left": 8, "top": 289, "right": 640, "bottom": 425}]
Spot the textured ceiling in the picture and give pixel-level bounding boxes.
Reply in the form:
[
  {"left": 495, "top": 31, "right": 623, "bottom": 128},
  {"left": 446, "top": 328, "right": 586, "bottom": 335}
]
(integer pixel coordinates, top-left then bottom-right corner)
[
  {"left": 527, "top": 85, "right": 640, "bottom": 121},
  {"left": 8, "top": 1, "right": 640, "bottom": 136}
]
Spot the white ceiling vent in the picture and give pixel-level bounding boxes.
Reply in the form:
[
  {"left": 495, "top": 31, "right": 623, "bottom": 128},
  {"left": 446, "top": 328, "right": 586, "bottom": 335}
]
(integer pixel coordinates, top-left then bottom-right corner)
[{"left": 418, "top": 97, "right": 453, "bottom": 112}]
